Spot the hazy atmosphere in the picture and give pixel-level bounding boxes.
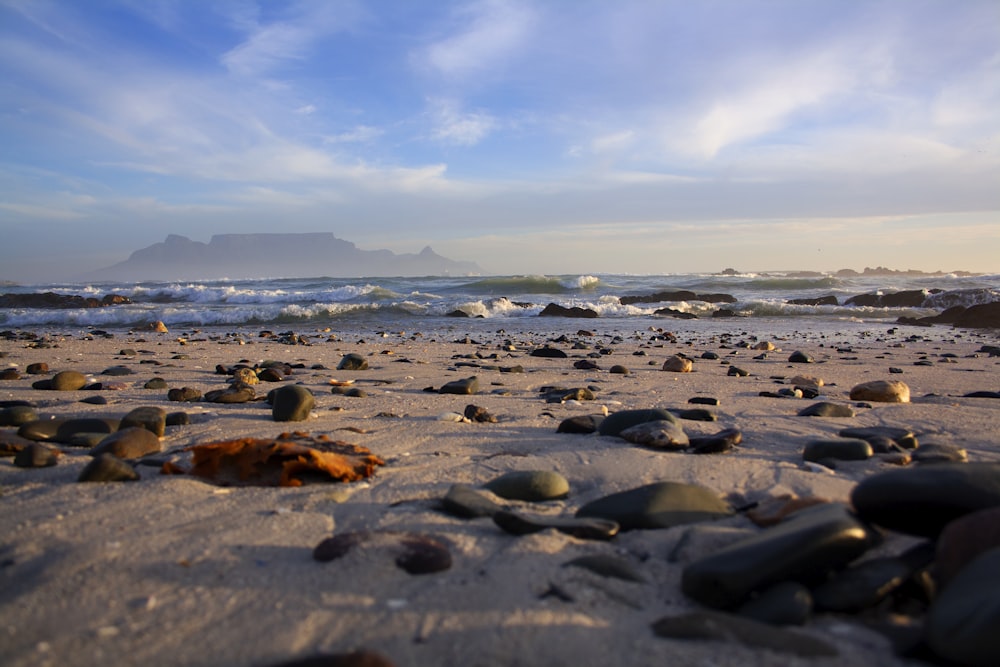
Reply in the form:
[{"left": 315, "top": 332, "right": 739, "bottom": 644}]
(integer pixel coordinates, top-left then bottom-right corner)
[{"left": 2, "top": 0, "right": 998, "bottom": 281}]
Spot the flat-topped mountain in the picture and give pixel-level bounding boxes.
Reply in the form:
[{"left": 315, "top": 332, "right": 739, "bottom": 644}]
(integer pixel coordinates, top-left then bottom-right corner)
[{"left": 86, "top": 233, "right": 481, "bottom": 281}]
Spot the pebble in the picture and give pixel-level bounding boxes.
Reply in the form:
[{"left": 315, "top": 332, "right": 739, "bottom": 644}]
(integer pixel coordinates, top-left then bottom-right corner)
[
  {"left": 78, "top": 453, "right": 140, "bottom": 482},
  {"left": 530, "top": 346, "right": 568, "bottom": 358},
  {"left": 609, "top": 364, "right": 629, "bottom": 375},
  {"left": 797, "top": 402, "right": 855, "bottom": 418},
  {"left": 688, "top": 396, "right": 720, "bottom": 406},
  {"left": 851, "top": 462, "right": 1000, "bottom": 538},
  {"left": 492, "top": 510, "right": 619, "bottom": 540},
  {"left": 576, "top": 481, "right": 732, "bottom": 531},
  {"left": 651, "top": 611, "right": 836, "bottom": 657},
  {"left": 313, "top": 530, "right": 452, "bottom": 575},
  {"left": 271, "top": 385, "right": 315, "bottom": 422},
  {"left": 90, "top": 427, "right": 162, "bottom": 459},
  {"left": 13, "top": 442, "right": 60, "bottom": 468},
  {"left": 49, "top": 370, "right": 87, "bottom": 391},
  {"left": 0, "top": 405, "right": 38, "bottom": 427},
  {"left": 681, "top": 503, "right": 879, "bottom": 609},
  {"left": 0, "top": 368, "right": 20, "bottom": 380},
  {"left": 597, "top": 408, "right": 676, "bottom": 437},
  {"left": 484, "top": 470, "right": 569, "bottom": 501},
  {"left": 101, "top": 365, "right": 135, "bottom": 376},
  {"left": 143, "top": 378, "right": 168, "bottom": 389},
  {"left": 25, "top": 362, "right": 49, "bottom": 374},
  {"left": 121, "top": 406, "right": 167, "bottom": 437},
  {"left": 911, "top": 443, "right": 967, "bottom": 463},
  {"left": 849, "top": 379, "right": 910, "bottom": 403},
  {"left": 19, "top": 417, "right": 119, "bottom": 444},
  {"left": 618, "top": 420, "right": 689, "bottom": 450},
  {"left": 204, "top": 385, "right": 255, "bottom": 403},
  {"left": 839, "top": 426, "right": 917, "bottom": 449},
  {"left": 231, "top": 367, "right": 258, "bottom": 385},
  {"left": 802, "top": 438, "right": 873, "bottom": 462},
  {"left": 167, "top": 387, "right": 202, "bottom": 402},
  {"left": 662, "top": 355, "right": 693, "bottom": 372},
  {"left": 440, "top": 484, "right": 505, "bottom": 518},
  {"left": 926, "top": 546, "right": 1000, "bottom": 667},
  {"left": 688, "top": 428, "right": 742, "bottom": 454},
  {"left": 337, "top": 353, "right": 369, "bottom": 371},
  {"left": 727, "top": 366, "right": 750, "bottom": 377},
  {"left": 788, "top": 351, "right": 814, "bottom": 363},
  {"left": 439, "top": 376, "right": 479, "bottom": 395}
]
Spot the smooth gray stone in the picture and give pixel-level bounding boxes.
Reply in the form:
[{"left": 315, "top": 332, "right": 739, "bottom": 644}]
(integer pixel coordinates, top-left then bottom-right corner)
[
  {"left": 927, "top": 546, "right": 1000, "bottom": 667},
  {"left": 143, "top": 378, "right": 168, "bottom": 389},
  {"left": 619, "top": 420, "right": 688, "bottom": 450},
  {"left": 493, "top": 510, "right": 618, "bottom": 540},
  {"left": 120, "top": 406, "right": 167, "bottom": 437},
  {"left": 50, "top": 370, "right": 87, "bottom": 390},
  {"left": 271, "top": 385, "right": 315, "bottom": 422},
  {"left": 688, "top": 428, "right": 742, "bottom": 455},
  {"left": 563, "top": 554, "right": 646, "bottom": 582},
  {"left": 439, "top": 376, "right": 479, "bottom": 395},
  {"left": 0, "top": 405, "right": 38, "bottom": 427},
  {"left": 597, "top": 408, "right": 676, "bottom": 437},
  {"left": 651, "top": 611, "right": 837, "bottom": 657},
  {"left": 811, "top": 556, "right": 912, "bottom": 612},
  {"left": 204, "top": 386, "right": 255, "bottom": 403},
  {"left": 18, "top": 417, "right": 119, "bottom": 443},
  {"left": 682, "top": 503, "right": 880, "bottom": 609},
  {"left": 839, "top": 426, "right": 917, "bottom": 449},
  {"left": 851, "top": 462, "right": 1000, "bottom": 538},
  {"left": 78, "top": 453, "right": 140, "bottom": 482},
  {"left": 576, "top": 481, "right": 732, "bottom": 531},
  {"left": 101, "top": 365, "right": 135, "bottom": 376},
  {"left": 484, "top": 470, "right": 570, "bottom": 502},
  {"left": 13, "top": 443, "right": 60, "bottom": 468},
  {"left": 337, "top": 353, "right": 368, "bottom": 371},
  {"left": 90, "top": 427, "right": 162, "bottom": 459},
  {"left": 912, "top": 443, "right": 968, "bottom": 464},
  {"left": 803, "top": 439, "right": 873, "bottom": 462},
  {"left": 556, "top": 415, "right": 603, "bottom": 434},
  {"left": 736, "top": 581, "right": 813, "bottom": 626},
  {"left": 798, "top": 402, "right": 856, "bottom": 418},
  {"left": 441, "top": 484, "right": 505, "bottom": 518}
]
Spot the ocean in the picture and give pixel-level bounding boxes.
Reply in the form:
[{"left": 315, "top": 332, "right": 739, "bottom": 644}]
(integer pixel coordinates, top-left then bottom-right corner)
[{"left": 1, "top": 272, "right": 998, "bottom": 336}]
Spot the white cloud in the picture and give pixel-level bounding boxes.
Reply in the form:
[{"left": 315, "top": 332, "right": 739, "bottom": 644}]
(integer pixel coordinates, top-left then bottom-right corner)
[
  {"left": 428, "top": 98, "right": 497, "bottom": 146},
  {"left": 420, "top": 0, "right": 536, "bottom": 78}
]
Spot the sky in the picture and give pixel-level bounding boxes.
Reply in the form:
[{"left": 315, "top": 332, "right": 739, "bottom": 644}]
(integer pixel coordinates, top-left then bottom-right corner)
[{"left": 1, "top": 0, "right": 999, "bottom": 281}]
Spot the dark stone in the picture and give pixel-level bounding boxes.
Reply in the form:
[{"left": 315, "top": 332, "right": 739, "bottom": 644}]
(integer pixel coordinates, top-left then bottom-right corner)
[
  {"left": 440, "top": 484, "right": 505, "bottom": 518},
  {"left": 556, "top": 415, "right": 603, "bottom": 434},
  {"left": 597, "top": 408, "right": 676, "bottom": 437},
  {"left": 926, "top": 546, "right": 1000, "bottom": 666},
  {"left": 90, "top": 427, "right": 162, "bottom": 459},
  {"left": 13, "top": 443, "right": 60, "bottom": 468},
  {"left": 673, "top": 408, "right": 717, "bottom": 422},
  {"left": 846, "top": 290, "right": 927, "bottom": 307},
  {"left": 312, "top": 531, "right": 369, "bottom": 562},
  {"left": 337, "top": 353, "right": 368, "bottom": 371},
  {"left": 851, "top": 463, "right": 1000, "bottom": 537},
  {"left": 788, "top": 351, "right": 813, "bottom": 363},
  {"left": 17, "top": 417, "right": 119, "bottom": 443},
  {"left": 576, "top": 481, "right": 732, "bottom": 531},
  {"left": 952, "top": 302, "right": 1000, "bottom": 329},
  {"left": 573, "top": 359, "right": 600, "bottom": 370},
  {"left": 798, "top": 402, "right": 855, "bottom": 418},
  {"left": 651, "top": 611, "right": 837, "bottom": 657},
  {"left": 621, "top": 291, "right": 736, "bottom": 305},
  {"left": 0, "top": 368, "right": 20, "bottom": 380},
  {"left": 395, "top": 535, "right": 452, "bottom": 575},
  {"left": 484, "top": 470, "right": 569, "bottom": 501},
  {"left": 609, "top": 364, "right": 629, "bottom": 375},
  {"left": 78, "top": 395, "right": 107, "bottom": 405},
  {"left": 538, "top": 303, "right": 598, "bottom": 318},
  {"left": 165, "top": 412, "right": 190, "bottom": 427},
  {"left": 688, "top": 396, "right": 720, "bottom": 406},
  {"left": 25, "top": 362, "right": 49, "bottom": 374},
  {"left": 0, "top": 405, "right": 38, "bottom": 427},
  {"left": 271, "top": 385, "right": 315, "bottom": 422},
  {"left": 0, "top": 292, "right": 131, "bottom": 309},
  {"left": 839, "top": 426, "right": 917, "bottom": 449},
  {"left": 78, "top": 453, "right": 140, "bottom": 482},
  {"left": 543, "top": 387, "right": 595, "bottom": 402},
  {"left": 727, "top": 366, "right": 750, "bottom": 377},
  {"left": 143, "top": 377, "right": 168, "bottom": 389},
  {"left": 911, "top": 443, "right": 967, "bottom": 464},
  {"left": 264, "top": 650, "right": 396, "bottom": 667},
  {"left": 168, "top": 387, "right": 202, "bottom": 402},
  {"left": 688, "top": 428, "right": 742, "bottom": 455},
  {"left": 529, "top": 346, "right": 568, "bottom": 358},
  {"left": 965, "top": 391, "right": 1000, "bottom": 399},
  {"left": 619, "top": 420, "right": 689, "bottom": 450},
  {"left": 811, "top": 556, "right": 913, "bottom": 612},
  {"left": 439, "top": 376, "right": 479, "bottom": 395},
  {"left": 463, "top": 404, "right": 496, "bottom": 423},
  {"left": 736, "top": 581, "right": 813, "bottom": 626},
  {"left": 204, "top": 385, "right": 255, "bottom": 403},
  {"left": 492, "top": 510, "right": 619, "bottom": 540},
  {"left": 101, "top": 365, "right": 135, "bottom": 376},
  {"left": 681, "top": 503, "right": 880, "bottom": 609},
  {"left": 788, "top": 296, "right": 839, "bottom": 306},
  {"left": 802, "top": 439, "right": 873, "bottom": 462},
  {"left": 120, "top": 406, "right": 167, "bottom": 437}
]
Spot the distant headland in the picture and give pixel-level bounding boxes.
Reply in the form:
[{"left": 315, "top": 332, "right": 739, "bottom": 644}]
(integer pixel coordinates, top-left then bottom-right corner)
[{"left": 85, "top": 233, "right": 482, "bottom": 281}]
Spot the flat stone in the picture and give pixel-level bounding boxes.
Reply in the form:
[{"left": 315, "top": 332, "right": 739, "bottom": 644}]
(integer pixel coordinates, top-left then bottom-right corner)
[
  {"left": 839, "top": 426, "right": 917, "bottom": 449},
  {"left": 798, "top": 402, "right": 855, "bottom": 418},
  {"left": 484, "top": 470, "right": 570, "bottom": 502},
  {"left": 120, "top": 406, "right": 167, "bottom": 437},
  {"left": 337, "top": 353, "right": 368, "bottom": 371},
  {"left": 849, "top": 379, "right": 910, "bottom": 403},
  {"left": 651, "top": 611, "right": 837, "bottom": 657},
  {"left": 556, "top": 415, "right": 603, "bottom": 434},
  {"left": 18, "top": 417, "right": 119, "bottom": 443},
  {"left": 688, "top": 396, "right": 720, "bottom": 406},
  {"left": 851, "top": 463, "right": 1000, "bottom": 538},
  {"left": 926, "top": 546, "right": 1000, "bottom": 667},
  {"left": 681, "top": 503, "right": 879, "bottom": 609},
  {"left": 440, "top": 484, "right": 505, "bottom": 518},
  {"left": 802, "top": 439, "right": 873, "bottom": 462},
  {"left": 688, "top": 428, "right": 742, "bottom": 454},
  {"left": 597, "top": 408, "right": 676, "bottom": 437},
  {"left": 271, "top": 385, "right": 315, "bottom": 422},
  {"left": 576, "top": 481, "right": 732, "bottom": 531},
  {"left": 78, "top": 453, "right": 140, "bottom": 482},
  {"left": 90, "top": 427, "right": 162, "bottom": 459},
  {"left": 204, "top": 386, "right": 255, "bottom": 403},
  {"left": 492, "top": 510, "right": 619, "bottom": 540},
  {"left": 619, "top": 420, "right": 689, "bottom": 450},
  {"left": 101, "top": 365, "right": 135, "bottom": 376},
  {"left": 439, "top": 376, "right": 479, "bottom": 395},
  {"left": 912, "top": 443, "right": 967, "bottom": 464},
  {"left": 530, "top": 346, "right": 568, "bottom": 358}
]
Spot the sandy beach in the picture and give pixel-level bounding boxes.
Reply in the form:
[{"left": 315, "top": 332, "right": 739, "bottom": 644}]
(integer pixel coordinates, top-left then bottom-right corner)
[{"left": 2, "top": 321, "right": 998, "bottom": 667}]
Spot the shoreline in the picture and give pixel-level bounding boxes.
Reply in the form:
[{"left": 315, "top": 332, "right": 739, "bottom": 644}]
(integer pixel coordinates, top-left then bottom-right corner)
[{"left": 2, "top": 322, "right": 999, "bottom": 666}]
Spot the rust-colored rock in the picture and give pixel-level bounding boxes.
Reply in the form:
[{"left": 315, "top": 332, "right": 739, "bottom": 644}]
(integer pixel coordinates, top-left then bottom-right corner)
[{"left": 170, "top": 431, "right": 384, "bottom": 487}]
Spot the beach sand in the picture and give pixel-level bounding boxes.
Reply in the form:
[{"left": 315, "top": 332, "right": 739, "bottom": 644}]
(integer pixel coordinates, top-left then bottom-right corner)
[{"left": 1, "top": 322, "right": 998, "bottom": 666}]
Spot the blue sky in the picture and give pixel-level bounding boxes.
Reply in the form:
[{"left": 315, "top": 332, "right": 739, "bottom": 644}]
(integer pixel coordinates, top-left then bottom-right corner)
[{"left": 1, "top": 0, "right": 998, "bottom": 280}]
